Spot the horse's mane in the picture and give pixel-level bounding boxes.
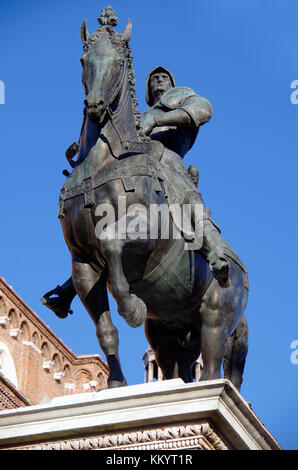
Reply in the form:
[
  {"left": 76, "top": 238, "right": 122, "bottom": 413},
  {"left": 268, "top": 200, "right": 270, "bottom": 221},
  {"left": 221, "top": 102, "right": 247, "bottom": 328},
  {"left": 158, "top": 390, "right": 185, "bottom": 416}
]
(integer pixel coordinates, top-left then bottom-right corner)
[{"left": 83, "top": 26, "right": 148, "bottom": 142}]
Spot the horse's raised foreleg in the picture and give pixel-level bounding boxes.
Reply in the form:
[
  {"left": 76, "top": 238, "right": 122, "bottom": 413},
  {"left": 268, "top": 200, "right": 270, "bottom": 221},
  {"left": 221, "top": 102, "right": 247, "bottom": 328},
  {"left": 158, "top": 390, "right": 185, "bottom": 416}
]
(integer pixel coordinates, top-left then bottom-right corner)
[
  {"left": 72, "top": 254, "right": 127, "bottom": 388},
  {"left": 99, "top": 215, "right": 149, "bottom": 328}
]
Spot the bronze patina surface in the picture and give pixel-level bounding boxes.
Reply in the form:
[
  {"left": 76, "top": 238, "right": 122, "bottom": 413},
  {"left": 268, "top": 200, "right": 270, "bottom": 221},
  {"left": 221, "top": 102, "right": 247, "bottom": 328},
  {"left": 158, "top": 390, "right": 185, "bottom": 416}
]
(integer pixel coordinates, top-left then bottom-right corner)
[{"left": 42, "top": 6, "right": 248, "bottom": 391}]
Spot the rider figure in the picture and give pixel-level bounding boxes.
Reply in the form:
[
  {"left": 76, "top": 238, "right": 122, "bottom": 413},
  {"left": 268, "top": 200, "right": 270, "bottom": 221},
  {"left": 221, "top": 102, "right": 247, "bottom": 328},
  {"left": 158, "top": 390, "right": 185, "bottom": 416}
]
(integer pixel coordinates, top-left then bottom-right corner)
[
  {"left": 142, "top": 66, "right": 229, "bottom": 281},
  {"left": 41, "top": 66, "right": 230, "bottom": 318}
]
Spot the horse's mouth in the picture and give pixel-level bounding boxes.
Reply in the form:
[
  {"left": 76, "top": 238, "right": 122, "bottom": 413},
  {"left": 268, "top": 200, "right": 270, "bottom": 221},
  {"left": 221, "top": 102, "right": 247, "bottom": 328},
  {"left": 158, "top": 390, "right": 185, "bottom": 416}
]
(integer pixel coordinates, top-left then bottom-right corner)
[
  {"left": 87, "top": 106, "right": 100, "bottom": 122},
  {"left": 87, "top": 105, "right": 107, "bottom": 123}
]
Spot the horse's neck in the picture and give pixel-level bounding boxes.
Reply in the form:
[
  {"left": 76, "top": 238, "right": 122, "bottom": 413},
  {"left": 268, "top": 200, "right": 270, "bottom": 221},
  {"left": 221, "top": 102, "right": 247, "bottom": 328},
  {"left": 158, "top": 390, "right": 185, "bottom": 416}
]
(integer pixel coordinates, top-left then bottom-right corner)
[
  {"left": 77, "top": 112, "right": 100, "bottom": 163},
  {"left": 109, "top": 66, "right": 139, "bottom": 143},
  {"left": 77, "top": 65, "right": 139, "bottom": 167}
]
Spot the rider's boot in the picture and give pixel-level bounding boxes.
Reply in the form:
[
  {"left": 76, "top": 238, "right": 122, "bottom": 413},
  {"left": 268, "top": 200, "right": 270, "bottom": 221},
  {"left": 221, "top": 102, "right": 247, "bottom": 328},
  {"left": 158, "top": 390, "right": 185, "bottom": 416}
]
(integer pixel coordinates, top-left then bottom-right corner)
[
  {"left": 182, "top": 191, "right": 230, "bottom": 287},
  {"left": 200, "top": 216, "right": 230, "bottom": 287},
  {"left": 41, "top": 277, "right": 77, "bottom": 318}
]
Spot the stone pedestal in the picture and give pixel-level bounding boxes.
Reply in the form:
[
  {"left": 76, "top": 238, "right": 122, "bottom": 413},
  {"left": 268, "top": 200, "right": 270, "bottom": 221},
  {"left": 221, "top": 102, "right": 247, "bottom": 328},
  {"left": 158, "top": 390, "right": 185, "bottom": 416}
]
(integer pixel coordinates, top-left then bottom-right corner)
[{"left": 0, "top": 379, "right": 281, "bottom": 450}]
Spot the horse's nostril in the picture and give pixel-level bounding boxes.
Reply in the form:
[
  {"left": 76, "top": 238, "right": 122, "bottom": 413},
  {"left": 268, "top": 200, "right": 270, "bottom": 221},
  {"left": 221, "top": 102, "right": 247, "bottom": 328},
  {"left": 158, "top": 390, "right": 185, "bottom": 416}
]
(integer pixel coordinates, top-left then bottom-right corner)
[{"left": 84, "top": 99, "right": 104, "bottom": 110}]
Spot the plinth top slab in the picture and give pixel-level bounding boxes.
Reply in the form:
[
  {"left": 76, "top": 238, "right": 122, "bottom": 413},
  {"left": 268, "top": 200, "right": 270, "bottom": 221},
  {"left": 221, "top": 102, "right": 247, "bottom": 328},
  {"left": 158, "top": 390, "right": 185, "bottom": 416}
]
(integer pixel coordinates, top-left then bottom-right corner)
[{"left": 0, "top": 379, "right": 282, "bottom": 450}]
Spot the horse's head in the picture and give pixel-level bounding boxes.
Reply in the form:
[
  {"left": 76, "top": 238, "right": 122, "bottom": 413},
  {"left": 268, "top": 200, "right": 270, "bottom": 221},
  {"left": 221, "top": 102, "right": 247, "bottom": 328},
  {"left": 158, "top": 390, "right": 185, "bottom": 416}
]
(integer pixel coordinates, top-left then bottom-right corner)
[{"left": 80, "top": 19, "right": 132, "bottom": 123}]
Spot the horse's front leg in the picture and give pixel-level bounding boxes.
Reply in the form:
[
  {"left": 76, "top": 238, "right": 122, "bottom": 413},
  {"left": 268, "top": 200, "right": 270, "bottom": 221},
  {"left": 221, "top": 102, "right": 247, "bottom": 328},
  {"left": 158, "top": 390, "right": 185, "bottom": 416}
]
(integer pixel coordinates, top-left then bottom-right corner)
[
  {"left": 99, "top": 214, "right": 149, "bottom": 328},
  {"left": 72, "top": 254, "right": 127, "bottom": 388}
]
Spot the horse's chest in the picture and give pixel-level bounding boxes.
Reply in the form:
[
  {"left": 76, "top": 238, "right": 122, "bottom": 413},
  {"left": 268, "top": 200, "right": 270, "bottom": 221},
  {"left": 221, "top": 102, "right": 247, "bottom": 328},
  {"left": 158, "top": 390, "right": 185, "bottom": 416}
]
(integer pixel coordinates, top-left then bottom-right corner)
[{"left": 61, "top": 196, "right": 96, "bottom": 248}]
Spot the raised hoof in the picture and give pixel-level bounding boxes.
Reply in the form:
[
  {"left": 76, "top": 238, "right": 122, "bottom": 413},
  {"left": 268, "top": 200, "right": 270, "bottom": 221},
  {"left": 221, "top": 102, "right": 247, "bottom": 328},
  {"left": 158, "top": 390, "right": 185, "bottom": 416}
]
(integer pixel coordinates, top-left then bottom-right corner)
[
  {"left": 108, "top": 379, "right": 127, "bottom": 389},
  {"left": 119, "top": 294, "right": 147, "bottom": 328},
  {"left": 211, "top": 258, "right": 230, "bottom": 287},
  {"left": 218, "top": 278, "right": 231, "bottom": 288}
]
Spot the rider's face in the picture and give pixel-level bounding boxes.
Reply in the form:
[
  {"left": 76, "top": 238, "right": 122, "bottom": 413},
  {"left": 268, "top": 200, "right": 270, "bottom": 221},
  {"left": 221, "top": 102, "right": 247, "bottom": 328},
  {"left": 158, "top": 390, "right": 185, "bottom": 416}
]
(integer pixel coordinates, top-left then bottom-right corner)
[{"left": 150, "top": 73, "right": 172, "bottom": 102}]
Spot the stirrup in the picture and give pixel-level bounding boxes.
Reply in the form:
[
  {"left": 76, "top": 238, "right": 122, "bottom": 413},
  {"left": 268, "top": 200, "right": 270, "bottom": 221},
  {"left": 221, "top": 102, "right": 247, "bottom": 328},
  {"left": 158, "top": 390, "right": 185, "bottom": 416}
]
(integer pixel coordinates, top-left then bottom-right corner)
[{"left": 41, "top": 286, "right": 73, "bottom": 319}]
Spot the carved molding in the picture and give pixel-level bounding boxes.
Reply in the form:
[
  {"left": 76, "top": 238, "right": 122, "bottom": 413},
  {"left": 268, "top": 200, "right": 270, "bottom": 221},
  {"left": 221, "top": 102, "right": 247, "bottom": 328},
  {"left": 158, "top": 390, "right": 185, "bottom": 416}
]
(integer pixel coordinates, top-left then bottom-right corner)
[
  {"left": 83, "top": 380, "right": 98, "bottom": 391},
  {"left": 9, "top": 328, "right": 21, "bottom": 339},
  {"left": 16, "top": 422, "right": 229, "bottom": 451},
  {"left": 0, "top": 384, "right": 23, "bottom": 410},
  {"left": 42, "top": 361, "right": 54, "bottom": 371},
  {"left": 0, "top": 316, "right": 9, "bottom": 327},
  {"left": 53, "top": 372, "right": 64, "bottom": 382},
  {"left": 22, "top": 341, "right": 41, "bottom": 355}
]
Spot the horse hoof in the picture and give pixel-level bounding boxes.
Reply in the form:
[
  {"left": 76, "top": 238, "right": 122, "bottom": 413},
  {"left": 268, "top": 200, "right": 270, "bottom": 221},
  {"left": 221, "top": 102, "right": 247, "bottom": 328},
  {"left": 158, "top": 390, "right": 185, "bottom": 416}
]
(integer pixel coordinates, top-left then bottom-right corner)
[
  {"left": 108, "top": 379, "right": 127, "bottom": 389},
  {"left": 119, "top": 294, "right": 147, "bottom": 328}
]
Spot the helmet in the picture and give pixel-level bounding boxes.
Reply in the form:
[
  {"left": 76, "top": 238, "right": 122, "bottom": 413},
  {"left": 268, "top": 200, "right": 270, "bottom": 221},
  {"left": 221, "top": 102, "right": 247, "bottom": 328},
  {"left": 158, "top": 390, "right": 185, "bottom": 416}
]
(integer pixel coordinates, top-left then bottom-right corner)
[{"left": 145, "top": 66, "right": 176, "bottom": 106}]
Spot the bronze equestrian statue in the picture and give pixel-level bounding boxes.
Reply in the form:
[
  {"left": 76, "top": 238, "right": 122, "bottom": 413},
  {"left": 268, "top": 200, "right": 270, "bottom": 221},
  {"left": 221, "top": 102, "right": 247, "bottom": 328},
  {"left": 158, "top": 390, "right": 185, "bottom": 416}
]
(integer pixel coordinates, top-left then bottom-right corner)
[{"left": 42, "top": 6, "right": 249, "bottom": 391}]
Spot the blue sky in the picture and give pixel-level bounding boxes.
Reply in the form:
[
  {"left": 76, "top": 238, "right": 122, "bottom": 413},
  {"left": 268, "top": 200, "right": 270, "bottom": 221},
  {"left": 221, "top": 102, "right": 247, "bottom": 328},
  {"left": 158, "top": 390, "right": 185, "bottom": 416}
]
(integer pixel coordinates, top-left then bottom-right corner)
[{"left": 1, "top": 0, "right": 298, "bottom": 449}]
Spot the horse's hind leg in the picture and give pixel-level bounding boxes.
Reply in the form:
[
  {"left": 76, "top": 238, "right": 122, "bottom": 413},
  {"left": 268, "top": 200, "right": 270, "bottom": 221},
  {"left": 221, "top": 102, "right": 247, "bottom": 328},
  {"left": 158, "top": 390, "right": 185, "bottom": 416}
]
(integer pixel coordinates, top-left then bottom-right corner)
[
  {"left": 223, "top": 313, "right": 248, "bottom": 391},
  {"left": 145, "top": 319, "right": 177, "bottom": 380},
  {"left": 175, "top": 328, "right": 201, "bottom": 383},
  {"left": 195, "top": 268, "right": 247, "bottom": 383},
  {"left": 72, "top": 254, "right": 127, "bottom": 388},
  {"left": 145, "top": 319, "right": 200, "bottom": 383},
  {"left": 194, "top": 280, "right": 231, "bottom": 382}
]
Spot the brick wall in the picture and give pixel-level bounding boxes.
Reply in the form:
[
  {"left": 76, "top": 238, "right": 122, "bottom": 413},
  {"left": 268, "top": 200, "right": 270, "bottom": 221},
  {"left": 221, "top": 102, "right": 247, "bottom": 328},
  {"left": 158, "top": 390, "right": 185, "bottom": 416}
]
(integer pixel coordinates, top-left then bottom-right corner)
[{"left": 0, "top": 277, "right": 108, "bottom": 405}]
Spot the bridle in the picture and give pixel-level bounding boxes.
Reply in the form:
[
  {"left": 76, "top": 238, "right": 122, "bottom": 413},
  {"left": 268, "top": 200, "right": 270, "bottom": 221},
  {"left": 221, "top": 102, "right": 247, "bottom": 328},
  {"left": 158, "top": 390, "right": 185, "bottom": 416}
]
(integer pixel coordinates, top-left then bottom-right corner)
[{"left": 83, "top": 40, "right": 152, "bottom": 158}]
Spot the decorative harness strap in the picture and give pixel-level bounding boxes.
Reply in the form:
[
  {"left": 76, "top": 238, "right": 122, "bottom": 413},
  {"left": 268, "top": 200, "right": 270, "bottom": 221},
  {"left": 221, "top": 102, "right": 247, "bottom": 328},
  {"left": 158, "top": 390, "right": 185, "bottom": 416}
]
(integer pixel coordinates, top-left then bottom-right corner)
[{"left": 58, "top": 155, "right": 164, "bottom": 219}]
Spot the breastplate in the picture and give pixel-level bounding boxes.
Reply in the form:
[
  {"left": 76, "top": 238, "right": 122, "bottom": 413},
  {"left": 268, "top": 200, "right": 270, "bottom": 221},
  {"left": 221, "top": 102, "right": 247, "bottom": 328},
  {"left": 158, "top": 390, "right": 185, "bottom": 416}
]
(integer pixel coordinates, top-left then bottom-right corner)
[{"left": 150, "top": 125, "right": 194, "bottom": 159}]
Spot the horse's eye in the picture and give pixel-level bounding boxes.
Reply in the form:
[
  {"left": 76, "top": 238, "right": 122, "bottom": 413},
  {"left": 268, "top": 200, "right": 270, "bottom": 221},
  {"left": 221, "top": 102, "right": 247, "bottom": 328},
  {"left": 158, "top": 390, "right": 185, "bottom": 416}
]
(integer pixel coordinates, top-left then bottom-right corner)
[{"left": 80, "top": 57, "right": 85, "bottom": 66}]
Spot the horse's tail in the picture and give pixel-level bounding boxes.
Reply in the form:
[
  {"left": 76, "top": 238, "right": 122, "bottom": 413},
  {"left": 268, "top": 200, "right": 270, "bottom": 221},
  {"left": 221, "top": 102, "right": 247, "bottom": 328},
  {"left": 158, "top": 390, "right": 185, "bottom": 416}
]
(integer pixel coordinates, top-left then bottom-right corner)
[{"left": 223, "top": 313, "right": 249, "bottom": 392}]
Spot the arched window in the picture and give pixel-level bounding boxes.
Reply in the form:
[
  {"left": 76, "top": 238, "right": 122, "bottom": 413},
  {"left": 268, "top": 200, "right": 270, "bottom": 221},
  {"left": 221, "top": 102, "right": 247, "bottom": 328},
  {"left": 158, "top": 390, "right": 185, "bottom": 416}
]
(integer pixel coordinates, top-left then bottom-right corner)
[
  {"left": 8, "top": 309, "right": 19, "bottom": 329},
  {"left": 41, "top": 342, "right": 51, "bottom": 361},
  {"left": 63, "top": 364, "right": 71, "bottom": 382},
  {"left": 74, "top": 369, "right": 92, "bottom": 392},
  {"left": 41, "top": 343, "right": 53, "bottom": 371},
  {"left": 52, "top": 354, "right": 64, "bottom": 382},
  {"left": 0, "top": 341, "right": 18, "bottom": 388},
  {"left": 52, "top": 354, "right": 62, "bottom": 372},
  {"left": 32, "top": 331, "right": 39, "bottom": 347},
  {"left": 20, "top": 321, "right": 30, "bottom": 341}
]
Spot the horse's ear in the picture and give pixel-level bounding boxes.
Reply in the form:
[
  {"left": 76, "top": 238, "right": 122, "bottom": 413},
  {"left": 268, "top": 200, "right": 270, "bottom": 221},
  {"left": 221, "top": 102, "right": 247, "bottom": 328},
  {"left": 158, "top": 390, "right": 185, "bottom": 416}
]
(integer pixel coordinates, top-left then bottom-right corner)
[
  {"left": 121, "top": 18, "right": 132, "bottom": 43},
  {"left": 80, "top": 19, "right": 90, "bottom": 43}
]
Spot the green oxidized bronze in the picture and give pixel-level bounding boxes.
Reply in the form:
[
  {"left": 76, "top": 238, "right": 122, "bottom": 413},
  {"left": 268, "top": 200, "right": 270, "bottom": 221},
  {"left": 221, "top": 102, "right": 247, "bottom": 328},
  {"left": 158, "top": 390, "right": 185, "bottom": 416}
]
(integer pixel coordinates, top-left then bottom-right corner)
[{"left": 42, "top": 7, "right": 248, "bottom": 391}]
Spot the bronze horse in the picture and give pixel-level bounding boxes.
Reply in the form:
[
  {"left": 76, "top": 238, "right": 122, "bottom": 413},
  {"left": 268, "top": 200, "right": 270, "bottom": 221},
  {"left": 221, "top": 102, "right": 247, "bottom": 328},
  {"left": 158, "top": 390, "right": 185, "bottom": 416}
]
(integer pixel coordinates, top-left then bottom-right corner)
[{"left": 57, "top": 15, "right": 249, "bottom": 390}]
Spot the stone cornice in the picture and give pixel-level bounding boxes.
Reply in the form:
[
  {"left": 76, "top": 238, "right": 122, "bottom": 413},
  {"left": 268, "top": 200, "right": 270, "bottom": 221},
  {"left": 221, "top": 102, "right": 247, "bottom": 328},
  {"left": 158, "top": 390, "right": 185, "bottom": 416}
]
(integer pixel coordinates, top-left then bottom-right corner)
[
  {"left": 218, "top": 380, "right": 280, "bottom": 450},
  {"left": 13, "top": 422, "right": 228, "bottom": 450},
  {"left": 0, "top": 379, "right": 282, "bottom": 450}
]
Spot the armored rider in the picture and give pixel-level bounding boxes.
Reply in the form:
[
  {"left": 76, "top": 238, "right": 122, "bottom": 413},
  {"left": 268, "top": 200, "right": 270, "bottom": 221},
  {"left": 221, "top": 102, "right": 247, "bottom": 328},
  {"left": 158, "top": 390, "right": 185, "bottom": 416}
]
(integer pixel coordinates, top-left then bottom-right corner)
[
  {"left": 41, "top": 66, "right": 230, "bottom": 318},
  {"left": 142, "top": 66, "right": 229, "bottom": 281}
]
